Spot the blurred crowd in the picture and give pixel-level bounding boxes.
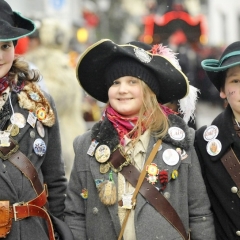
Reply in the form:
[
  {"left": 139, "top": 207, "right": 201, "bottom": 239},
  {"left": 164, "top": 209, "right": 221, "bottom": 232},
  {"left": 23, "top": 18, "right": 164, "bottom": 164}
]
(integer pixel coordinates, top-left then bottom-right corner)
[{"left": 15, "top": 18, "right": 87, "bottom": 179}]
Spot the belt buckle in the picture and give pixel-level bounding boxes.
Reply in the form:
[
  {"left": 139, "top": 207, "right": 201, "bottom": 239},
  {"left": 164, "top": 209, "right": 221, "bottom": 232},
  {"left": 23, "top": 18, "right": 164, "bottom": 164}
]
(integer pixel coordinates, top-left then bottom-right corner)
[
  {"left": 13, "top": 202, "right": 25, "bottom": 221},
  {"left": 110, "top": 158, "right": 131, "bottom": 172},
  {"left": 110, "top": 148, "right": 132, "bottom": 173},
  {"left": 0, "top": 138, "right": 19, "bottom": 160}
]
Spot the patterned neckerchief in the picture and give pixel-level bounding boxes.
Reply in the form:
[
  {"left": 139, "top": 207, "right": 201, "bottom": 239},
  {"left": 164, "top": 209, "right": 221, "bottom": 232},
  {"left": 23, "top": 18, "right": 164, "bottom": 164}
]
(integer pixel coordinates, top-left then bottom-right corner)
[
  {"left": 105, "top": 106, "right": 144, "bottom": 145},
  {"left": 105, "top": 104, "right": 176, "bottom": 145}
]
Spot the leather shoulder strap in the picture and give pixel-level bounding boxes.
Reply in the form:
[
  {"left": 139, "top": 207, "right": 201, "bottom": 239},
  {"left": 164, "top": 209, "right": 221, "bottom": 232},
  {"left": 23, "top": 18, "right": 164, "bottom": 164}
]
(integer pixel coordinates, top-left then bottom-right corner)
[
  {"left": 111, "top": 140, "right": 188, "bottom": 240},
  {"left": 221, "top": 147, "right": 240, "bottom": 188},
  {"left": 8, "top": 151, "right": 44, "bottom": 195}
]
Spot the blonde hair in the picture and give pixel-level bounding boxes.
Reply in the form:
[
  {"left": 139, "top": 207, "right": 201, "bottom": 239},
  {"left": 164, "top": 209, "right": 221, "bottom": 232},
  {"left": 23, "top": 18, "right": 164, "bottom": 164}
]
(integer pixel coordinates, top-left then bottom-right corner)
[
  {"left": 8, "top": 57, "right": 40, "bottom": 86},
  {"left": 134, "top": 81, "right": 169, "bottom": 140}
]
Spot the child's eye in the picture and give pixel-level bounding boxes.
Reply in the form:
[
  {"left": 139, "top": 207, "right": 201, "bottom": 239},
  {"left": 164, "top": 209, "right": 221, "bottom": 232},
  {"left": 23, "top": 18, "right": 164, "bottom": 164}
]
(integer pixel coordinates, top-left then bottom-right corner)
[
  {"left": 1, "top": 43, "right": 11, "bottom": 50},
  {"left": 232, "top": 79, "right": 240, "bottom": 83},
  {"left": 113, "top": 80, "right": 119, "bottom": 85},
  {"left": 129, "top": 79, "right": 139, "bottom": 84}
]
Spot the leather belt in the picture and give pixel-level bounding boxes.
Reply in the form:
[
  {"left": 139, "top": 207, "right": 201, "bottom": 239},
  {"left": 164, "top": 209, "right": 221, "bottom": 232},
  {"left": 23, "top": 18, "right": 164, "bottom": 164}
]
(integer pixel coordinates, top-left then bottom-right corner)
[
  {"left": 110, "top": 148, "right": 189, "bottom": 240},
  {"left": 7, "top": 185, "right": 55, "bottom": 240},
  {"left": 10, "top": 185, "right": 48, "bottom": 221},
  {"left": 10, "top": 204, "right": 54, "bottom": 239}
]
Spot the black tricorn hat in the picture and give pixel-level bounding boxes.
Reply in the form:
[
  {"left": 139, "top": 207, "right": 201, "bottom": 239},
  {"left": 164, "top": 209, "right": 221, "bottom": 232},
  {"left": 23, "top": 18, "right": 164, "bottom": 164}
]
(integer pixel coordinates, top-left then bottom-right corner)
[
  {"left": 201, "top": 41, "right": 240, "bottom": 91},
  {"left": 0, "top": 0, "right": 35, "bottom": 41},
  {"left": 76, "top": 39, "right": 189, "bottom": 104}
]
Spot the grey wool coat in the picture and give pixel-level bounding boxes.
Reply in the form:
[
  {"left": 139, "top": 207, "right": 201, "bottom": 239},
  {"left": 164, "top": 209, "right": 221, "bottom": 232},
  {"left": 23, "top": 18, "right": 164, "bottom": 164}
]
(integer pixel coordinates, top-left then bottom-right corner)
[
  {"left": 0, "top": 91, "right": 67, "bottom": 240},
  {"left": 64, "top": 114, "right": 216, "bottom": 240}
]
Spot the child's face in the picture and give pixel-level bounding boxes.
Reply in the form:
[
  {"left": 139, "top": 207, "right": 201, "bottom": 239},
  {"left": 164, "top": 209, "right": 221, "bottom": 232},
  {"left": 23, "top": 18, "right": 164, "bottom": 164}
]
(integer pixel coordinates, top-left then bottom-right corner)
[
  {"left": 220, "top": 65, "right": 240, "bottom": 119},
  {"left": 0, "top": 41, "right": 15, "bottom": 78},
  {"left": 108, "top": 76, "right": 143, "bottom": 117}
]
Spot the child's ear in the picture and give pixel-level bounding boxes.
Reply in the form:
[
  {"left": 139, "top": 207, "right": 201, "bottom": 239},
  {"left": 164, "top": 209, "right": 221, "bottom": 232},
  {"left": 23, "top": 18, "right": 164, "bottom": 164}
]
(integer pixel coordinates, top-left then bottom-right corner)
[{"left": 220, "top": 89, "right": 226, "bottom": 99}]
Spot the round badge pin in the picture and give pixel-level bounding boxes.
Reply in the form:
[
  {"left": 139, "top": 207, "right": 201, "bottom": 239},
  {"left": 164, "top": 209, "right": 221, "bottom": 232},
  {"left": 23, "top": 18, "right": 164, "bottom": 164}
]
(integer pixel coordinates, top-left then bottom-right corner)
[
  {"left": 30, "top": 130, "right": 36, "bottom": 138},
  {"left": 162, "top": 149, "right": 179, "bottom": 166},
  {"left": 7, "top": 124, "right": 19, "bottom": 137},
  {"left": 36, "top": 107, "right": 47, "bottom": 121},
  {"left": 33, "top": 138, "right": 47, "bottom": 156},
  {"left": 36, "top": 121, "right": 45, "bottom": 138},
  {"left": 203, "top": 125, "right": 219, "bottom": 142},
  {"left": 95, "top": 145, "right": 111, "bottom": 163},
  {"left": 147, "top": 174, "right": 158, "bottom": 184},
  {"left": 206, "top": 139, "right": 222, "bottom": 156},
  {"left": 29, "top": 92, "right": 40, "bottom": 101},
  {"left": 10, "top": 113, "right": 26, "bottom": 128},
  {"left": 168, "top": 127, "right": 185, "bottom": 141},
  {"left": 146, "top": 163, "right": 159, "bottom": 176},
  {"left": 99, "top": 162, "right": 110, "bottom": 174}
]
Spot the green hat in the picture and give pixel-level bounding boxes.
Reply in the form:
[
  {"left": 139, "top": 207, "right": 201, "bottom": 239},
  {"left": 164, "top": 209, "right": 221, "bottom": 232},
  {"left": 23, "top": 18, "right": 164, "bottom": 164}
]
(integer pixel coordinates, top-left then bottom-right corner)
[
  {"left": 201, "top": 41, "right": 240, "bottom": 91},
  {"left": 0, "top": 0, "right": 36, "bottom": 42}
]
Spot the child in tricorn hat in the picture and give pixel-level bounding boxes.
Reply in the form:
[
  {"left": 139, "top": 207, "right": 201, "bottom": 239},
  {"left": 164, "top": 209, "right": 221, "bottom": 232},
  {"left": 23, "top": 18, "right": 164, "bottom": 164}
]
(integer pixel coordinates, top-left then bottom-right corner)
[
  {"left": 195, "top": 41, "right": 240, "bottom": 240},
  {"left": 0, "top": 1, "right": 69, "bottom": 239},
  {"left": 64, "top": 39, "right": 216, "bottom": 240}
]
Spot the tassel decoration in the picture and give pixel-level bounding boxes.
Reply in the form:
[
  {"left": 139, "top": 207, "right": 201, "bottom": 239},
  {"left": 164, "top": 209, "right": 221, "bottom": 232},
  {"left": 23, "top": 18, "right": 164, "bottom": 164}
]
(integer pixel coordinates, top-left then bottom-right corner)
[
  {"left": 98, "top": 170, "right": 117, "bottom": 205},
  {"left": 159, "top": 170, "right": 168, "bottom": 191}
]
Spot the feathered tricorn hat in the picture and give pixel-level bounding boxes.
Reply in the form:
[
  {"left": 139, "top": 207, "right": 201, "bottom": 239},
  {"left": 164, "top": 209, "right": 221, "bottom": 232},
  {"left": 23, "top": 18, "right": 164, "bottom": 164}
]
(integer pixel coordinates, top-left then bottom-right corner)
[{"left": 76, "top": 39, "right": 189, "bottom": 104}]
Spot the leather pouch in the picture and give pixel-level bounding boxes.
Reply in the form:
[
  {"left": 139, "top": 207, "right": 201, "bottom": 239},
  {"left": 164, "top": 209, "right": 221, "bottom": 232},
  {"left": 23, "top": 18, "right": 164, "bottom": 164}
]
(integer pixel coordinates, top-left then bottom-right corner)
[{"left": 0, "top": 201, "right": 12, "bottom": 238}]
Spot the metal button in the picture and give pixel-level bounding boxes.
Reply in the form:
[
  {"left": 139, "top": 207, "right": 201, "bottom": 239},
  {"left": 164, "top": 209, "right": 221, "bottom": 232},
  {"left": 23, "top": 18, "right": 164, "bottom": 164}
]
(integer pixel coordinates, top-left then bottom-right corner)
[
  {"left": 202, "top": 217, "right": 206, "bottom": 221},
  {"left": 93, "top": 207, "right": 98, "bottom": 215},
  {"left": 231, "top": 186, "right": 238, "bottom": 194},
  {"left": 164, "top": 192, "right": 170, "bottom": 199},
  {"left": 236, "top": 230, "right": 240, "bottom": 236},
  {"left": 30, "top": 130, "right": 35, "bottom": 138}
]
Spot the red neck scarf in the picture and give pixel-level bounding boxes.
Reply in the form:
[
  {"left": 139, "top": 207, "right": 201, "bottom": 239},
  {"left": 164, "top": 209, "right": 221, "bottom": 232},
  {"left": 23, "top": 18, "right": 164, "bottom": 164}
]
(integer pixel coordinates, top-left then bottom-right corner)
[
  {"left": 105, "top": 106, "right": 143, "bottom": 145},
  {"left": 105, "top": 105, "right": 176, "bottom": 145},
  {"left": 0, "top": 75, "right": 9, "bottom": 94}
]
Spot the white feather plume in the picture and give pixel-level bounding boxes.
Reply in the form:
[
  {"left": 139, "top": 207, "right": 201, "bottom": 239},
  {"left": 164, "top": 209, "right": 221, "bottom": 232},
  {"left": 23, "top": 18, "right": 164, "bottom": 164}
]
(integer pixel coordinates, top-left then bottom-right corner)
[{"left": 178, "top": 85, "right": 200, "bottom": 123}]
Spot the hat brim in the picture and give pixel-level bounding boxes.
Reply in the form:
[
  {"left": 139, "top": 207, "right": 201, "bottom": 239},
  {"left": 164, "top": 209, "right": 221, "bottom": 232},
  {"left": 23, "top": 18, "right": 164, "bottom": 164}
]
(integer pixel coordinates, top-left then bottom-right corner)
[
  {"left": 0, "top": 11, "right": 35, "bottom": 41},
  {"left": 201, "top": 55, "right": 240, "bottom": 91},
  {"left": 76, "top": 39, "right": 189, "bottom": 104}
]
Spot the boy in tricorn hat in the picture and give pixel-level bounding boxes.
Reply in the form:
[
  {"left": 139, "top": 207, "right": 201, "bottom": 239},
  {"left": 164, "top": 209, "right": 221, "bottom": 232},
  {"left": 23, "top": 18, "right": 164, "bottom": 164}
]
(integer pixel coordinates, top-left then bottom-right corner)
[
  {"left": 195, "top": 41, "right": 240, "bottom": 239},
  {"left": 64, "top": 39, "right": 216, "bottom": 240},
  {"left": 0, "top": 1, "right": 69, "bottom": 239}
]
